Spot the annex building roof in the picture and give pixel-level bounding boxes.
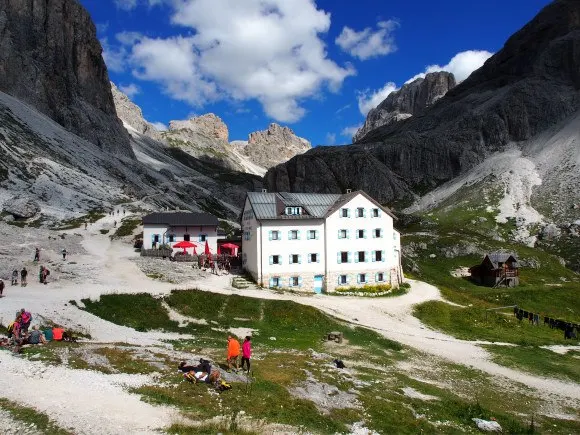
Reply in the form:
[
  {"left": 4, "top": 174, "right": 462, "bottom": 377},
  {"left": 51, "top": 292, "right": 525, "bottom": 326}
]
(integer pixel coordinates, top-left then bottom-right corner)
[
  {"left": 246, "top": 191, "right": 396, "bottom": 221},
  {"left": 142, "top": 212, "right": 219, "bottom": 227}
]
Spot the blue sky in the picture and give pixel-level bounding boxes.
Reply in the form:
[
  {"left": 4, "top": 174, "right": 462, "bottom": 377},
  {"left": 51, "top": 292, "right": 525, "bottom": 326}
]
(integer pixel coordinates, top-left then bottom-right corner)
[{"left": 81, "top": 0, "right": 550, "bottom": 145}]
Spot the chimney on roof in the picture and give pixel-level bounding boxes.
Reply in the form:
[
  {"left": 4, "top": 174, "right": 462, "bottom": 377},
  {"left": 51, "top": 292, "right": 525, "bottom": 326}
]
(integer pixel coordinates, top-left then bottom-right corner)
[{"left": 346, "top": 189, "right": 352, "bottom": 194}]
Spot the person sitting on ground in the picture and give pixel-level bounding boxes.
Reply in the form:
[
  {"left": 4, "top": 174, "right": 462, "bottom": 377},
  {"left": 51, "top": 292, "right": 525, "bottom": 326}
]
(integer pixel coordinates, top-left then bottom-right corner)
[
  {"left": 20, "top": 309, "right": 32, "bottom": 334},
  {"left": 27, "top": 325, "right": 47, "bottom": 345},
  {"left": 227, "top": 335, "right": 241, "bottom": 371},
  {"left": 52, "top": 325, "right": 64, "bottom": 341}
]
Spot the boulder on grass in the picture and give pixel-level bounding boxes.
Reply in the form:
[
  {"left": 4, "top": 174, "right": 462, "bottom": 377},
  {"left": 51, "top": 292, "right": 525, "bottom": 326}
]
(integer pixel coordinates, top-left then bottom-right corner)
[
  {"left": 3, "top": 197, "right": 41, "bottom": 219},
  {"left": 472, "top": 418, "right": 502, "bottom": 432}
]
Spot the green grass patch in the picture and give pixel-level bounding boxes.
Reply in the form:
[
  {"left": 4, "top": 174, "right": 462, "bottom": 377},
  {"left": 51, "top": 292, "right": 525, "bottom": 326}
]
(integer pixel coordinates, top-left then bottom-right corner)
[
  {"left": 53, "top": 209, "right": 105, "bottom": 230},
  {"left": 112, "top": 218, "right": 142, "bottom": 238},
  {"left": 414, "top": 301, "right": 572, "bottom": 345},
  {"left": 81, "top": 293, "right": 179, "bottom": 332},
  {"left": 94, "top": 347, "right": 160, "bottom": 374},
  {"left": 484, "top": 345, "right": 580, "bottom": 383},
  {"left": 0, "top": 398, "right": 71, "bottom": 434}
]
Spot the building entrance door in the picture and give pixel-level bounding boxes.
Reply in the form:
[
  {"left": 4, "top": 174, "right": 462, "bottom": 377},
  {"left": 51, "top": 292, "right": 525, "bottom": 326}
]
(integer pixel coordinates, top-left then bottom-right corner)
[{"left": 313, "top": 275, "right": 324, "bottom": 294}]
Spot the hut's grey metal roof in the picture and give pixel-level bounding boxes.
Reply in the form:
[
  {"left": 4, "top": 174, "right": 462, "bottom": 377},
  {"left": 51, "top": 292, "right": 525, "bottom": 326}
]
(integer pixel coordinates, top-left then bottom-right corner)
[
  {"left": 485, "top": 252, "right": 519, "bottom": 268},
  {"left": 142, "top": 212, "right": 219, "bottom": 227},
  {"left": 246, "top": 191, "right": 396, "bottom": 220}
]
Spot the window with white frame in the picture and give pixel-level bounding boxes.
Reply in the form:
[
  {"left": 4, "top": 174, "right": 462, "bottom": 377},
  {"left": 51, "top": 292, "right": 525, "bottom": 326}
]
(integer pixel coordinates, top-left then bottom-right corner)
[
  {"left": 244, "top": 231, "right": 251, "bottom": 240},
  {"left": 290, "top": 276, "right": 300, "bottom": 287},
  {"left": 339, "top": 274, "right": 348, "bottom": 285},
  {"left": 271, "top": 230, "right": 280, "bottom": 240},
  {"left": 271, "top": 277, "right": 280, "bottom": 287},
  {"left": 338, "top": 229, "right": 348, "bottom": 239},
  {"left": 356, "top": 207, "right": 365, "bottom": 217},
  {"left": 307, "top": 230, "right": 317, "bottom": 240},
  {"left": 290, "top": 254, "right": 300, "bottom": 264},
  {"left": 356, "top": 229, "right": 365, "bottom": 239},
  {"left": 375, "top": 251, "right": 383, "bottom": 262},
  {"left": 376, "top": 272, "right": 385, "bottom": 282},
  {"left": 340, "top": 251, "right": 349, "bottom": 263},
  {"left": 168, "top": 234, "right": 175, "bottom": 242},
  {"left": 358, "top": 273, "right": 367, "bottom": 283},
  {"left": 357, "top": 251, "right": 366, "bottom": 262},
  {"left": 271, "top": 255, "right": 281, "bottom": 265},
  {"left": 184, "top": 234, "right": 191, "bottom": 241},
  {"left": 341, "top": 208, "right": 349, "bottom": 218},
  {"left": 198, "top": 234, "right": 207, "bottom": 242},
  {"left": 289, "top": 230, "right": 299, "bottom": 240},
  {"left": 309, "top": 253, "right": 318, "bottom": 263},
  {"left": 285, "top": 206, "right": 302, "bottom": 215},
  {"left": 372, "top": 208, "right": 380, "bottom": 217},
  {"left": 374, "top": 228, "right": 382, "bottom": 238}
]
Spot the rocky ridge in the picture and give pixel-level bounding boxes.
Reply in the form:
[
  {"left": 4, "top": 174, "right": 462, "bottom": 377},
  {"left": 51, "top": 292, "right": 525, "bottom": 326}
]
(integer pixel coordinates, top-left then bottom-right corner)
[
  {"left": 353, "top": 72, "right": 456, "bottom": 142},
  {"left": 0, "top": 0, "right": 132, "bottom": 156},
  {"left": 110, "top": 83, "right": 163, "bottom": 142},
  {"left": 235, "top": 123, "right": 311, "bottom": 169}
]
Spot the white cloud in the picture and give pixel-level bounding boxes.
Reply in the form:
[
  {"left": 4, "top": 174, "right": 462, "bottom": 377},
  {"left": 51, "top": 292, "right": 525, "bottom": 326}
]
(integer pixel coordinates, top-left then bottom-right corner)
[
  {"left": 341, "top": 124, "right": 361, "bottom": 138},
  {"left": 116, "top": 31, "right": 144, "bottom": 46},
  {"left": 357, "top": 82, "right": 397, "bottom": 116},
  {"left": 336, "top": 20, "right": 398, "bottom": 61},
  {"left": 335, "top": 104, "right": 350, "bottom": 115},
  {"left": 406, "top": 50, "right": 493, "bottom": 84},
  {"left": 119, "top": 83, "right": 141, "bottom": 98},
  {"left": 114, "top": 0, "right": 138, "bottom": 11},
  {"left": 96, "top": 22, "right": 109, "bottom": 36},
  {"left": 152, "top": 122, "right": 168, "bottom": 131},
  {"left": 325, "top": 132, "right": 336, "bottom": 145},
  {"left": 125, "top": 0, "right": 354, "bottom": 122}
]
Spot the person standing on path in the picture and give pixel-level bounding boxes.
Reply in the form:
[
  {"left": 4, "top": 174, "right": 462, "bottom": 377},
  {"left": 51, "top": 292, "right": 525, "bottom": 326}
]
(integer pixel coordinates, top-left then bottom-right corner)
[
  {"left": 39, "top": 266, "right": 44, "bottom": 283},
  {"left": 227, "top": 335, "right": 241, "bottom": 371},
  {"left": 41, "top": 267, "right": 49, "bottom": 285},
  {"left": 20, "top": 267, "right": 27, "bottom": 287},
  {"left": 0, "top": 279, "right": 4, "bottom": 297},
  {"left": 11, "top": 269, "right": 18, "bottom": 286},
  {"left": 62, "top": 249, "right": 67, "bottom": 261},
  {"left": 20, "top": 309, "right": 32, "bottom": 334},
  {"left": 34, "top": 247, "right": 40, "bottom": 262},
  {"left": 241, "top": 336, "right": 252, "bottom": 372}
]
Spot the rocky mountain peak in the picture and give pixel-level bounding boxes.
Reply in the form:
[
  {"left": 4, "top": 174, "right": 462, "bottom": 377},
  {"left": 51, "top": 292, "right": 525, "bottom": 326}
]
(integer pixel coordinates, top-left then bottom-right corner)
[
  {"left": 169, "top": 114, "right": 229, "bottom": 142},
  {"left": 354, "top": 71, "right": 456, "bottom": 142},
  {"left": 0, "top": 0, "right": 132, "bottom": 156},
  {"left": 243, "top": 123, "right": 311, "bottom": 168},
  {"left": 110, "top": 82, "right": 163, "bottom": 142}
]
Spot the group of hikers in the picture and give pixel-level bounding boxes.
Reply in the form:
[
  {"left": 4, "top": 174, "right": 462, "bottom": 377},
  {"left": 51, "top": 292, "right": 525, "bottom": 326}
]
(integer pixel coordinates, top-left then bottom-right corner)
[
  {"left": 1, "top": 309, "right": 70, "bottom": 352},
  {"left": 176, "top": 335, "right": 252, "bottom": 392}
]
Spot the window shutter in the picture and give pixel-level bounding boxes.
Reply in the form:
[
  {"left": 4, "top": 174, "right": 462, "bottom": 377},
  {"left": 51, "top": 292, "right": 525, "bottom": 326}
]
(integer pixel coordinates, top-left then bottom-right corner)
[
  {"left": 365, "top": 251, "right": 369, "bottom": 262},
  {"left": 308, "top": 254, "right": 311, "bottom": 263},
  {"left": 375, "top": 273, "right": 379, "bottom": 282},
  {"left": 298, "top": 255, "right": 302, "bottom": 264},
  {"left": 357, "top": 274, "right": 360, "bottom": 284},
  {"left": 268, "top": 231, "right": 272, "bottom": 241},
  {"left": 298, "top": 277, "right": 303, "bottom": 287},
  {"left": 289, "top": 254, "right": 293, "bottom": 264},
  {"left": 337, "top": 252, "right": 341, "bottom": 264},
  {"left": 269, "top": 256, "right": 273, "bottom": 265},
  {"left": 363, "top": 208, "right": 367, "bottom": 218},
  {"left": 315, "top": 230, "right": 319, "bottom": 240},
  {"left": 338, "top": 229, "right": 341, "bottom": 239},
  {"left": 337, "top": 276, "right": 342, "bottom": 285},
  {"left": 348, "top": 252, "right": 352, "bottom": 263},
  {"left": 297, "top": 230, "right": 301, "bottom": 240},
  {"left": 382, "top": 250, "right": 386, "bottom": 262},
  {"left": 316, "top": 254, "right": 320, "bottom": 263},
  {"left": 289, "top": 277, "right": 293, "bottom": 287},
  {"left": 346, "top": 229, "right": 350, "bottom": 239},
  {"left": 371, "top": 251, "right": 376, "bottom": 262},
  {"left": 288, "top": 231, "right": 292, "bottom": 240},
  {"left": 354, "top": 252, "right": 359, "bottom": 263},
  {"left": 363, "top": 230, "right": 367, "bottom": 239}
]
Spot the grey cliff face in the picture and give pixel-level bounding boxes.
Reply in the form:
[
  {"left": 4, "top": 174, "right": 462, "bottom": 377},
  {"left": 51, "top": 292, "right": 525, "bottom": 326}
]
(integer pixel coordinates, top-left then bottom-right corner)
[
  {"left": 111, "top": 82, "right": 163, "bottom": 142},
  {"left": 241, "top": 123, "right": 311, "bottom": 169},
  {"left": 353, "top": 72, "right": 456, "bottom": 143},
  {"left": 266, "top": 0, "right": 580, "bottom": 206},
  {"left": 0, "top": 0, "right": 132, "bottom": 156}
]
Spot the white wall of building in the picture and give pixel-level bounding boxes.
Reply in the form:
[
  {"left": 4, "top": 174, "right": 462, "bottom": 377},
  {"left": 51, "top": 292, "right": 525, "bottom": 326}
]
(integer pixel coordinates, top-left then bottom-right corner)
[
  {"left": 241, "top": 192, "right": 402, "bottom": 292},
  {"left": 143, "top": 224, "right": 218, "bottom": 254}
]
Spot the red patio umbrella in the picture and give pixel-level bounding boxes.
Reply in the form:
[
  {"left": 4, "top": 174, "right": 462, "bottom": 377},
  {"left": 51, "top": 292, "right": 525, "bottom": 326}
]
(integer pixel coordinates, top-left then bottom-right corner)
[
  {"left": 220, "top": 243, "right": 239, "bottom": 255},
  {"left": 204, "top": 240, "right": 211, "bottom": 256},
  {"left": 173, "top": 240, "right": 197, "bottom": 253}
]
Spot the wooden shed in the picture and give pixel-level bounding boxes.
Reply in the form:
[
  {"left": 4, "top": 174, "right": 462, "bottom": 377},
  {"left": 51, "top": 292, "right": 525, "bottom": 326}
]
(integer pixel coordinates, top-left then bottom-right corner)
[{"left": 469, "top": 252, "right": 519, "bottom": 287}]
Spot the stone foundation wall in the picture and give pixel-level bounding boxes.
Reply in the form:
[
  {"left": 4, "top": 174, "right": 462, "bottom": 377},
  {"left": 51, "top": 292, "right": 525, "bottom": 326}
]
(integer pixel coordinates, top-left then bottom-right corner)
[{"left": 326, "top": 269, "right": 392, "bottom": 292}]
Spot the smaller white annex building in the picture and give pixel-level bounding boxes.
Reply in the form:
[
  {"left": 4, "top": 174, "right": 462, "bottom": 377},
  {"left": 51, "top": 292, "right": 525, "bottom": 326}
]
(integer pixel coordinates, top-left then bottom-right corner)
[
  {"left": 241, "top": 190, "right": 402, "bottom": 293},
  {"left": 142, "top": 212, "right": 219, "bottom": 254}
]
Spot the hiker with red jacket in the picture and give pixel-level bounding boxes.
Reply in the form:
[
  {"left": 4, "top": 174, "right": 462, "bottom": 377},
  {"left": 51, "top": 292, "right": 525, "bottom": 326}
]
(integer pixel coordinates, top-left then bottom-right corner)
[{"left": 20, "top": 309, "right": 32, "bottom": 334}]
